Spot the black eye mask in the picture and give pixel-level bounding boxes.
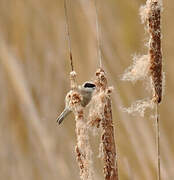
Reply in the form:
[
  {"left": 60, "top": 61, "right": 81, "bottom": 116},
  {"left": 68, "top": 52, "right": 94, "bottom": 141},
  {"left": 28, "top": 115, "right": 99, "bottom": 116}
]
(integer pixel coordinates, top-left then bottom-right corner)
[{"left": 84, "top": 83, "right": 96, "bottom": 88}]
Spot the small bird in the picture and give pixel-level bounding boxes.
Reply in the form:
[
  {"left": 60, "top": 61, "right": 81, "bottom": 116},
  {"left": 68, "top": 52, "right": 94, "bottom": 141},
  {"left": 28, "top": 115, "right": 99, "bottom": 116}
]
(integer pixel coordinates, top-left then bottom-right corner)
[{"left": 56, "top": 82, "right": 96, "bottom": 125}]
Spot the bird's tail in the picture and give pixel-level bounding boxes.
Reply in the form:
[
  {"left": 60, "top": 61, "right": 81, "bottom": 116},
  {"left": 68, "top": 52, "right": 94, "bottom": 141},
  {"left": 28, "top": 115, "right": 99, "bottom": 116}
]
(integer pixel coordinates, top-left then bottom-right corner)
[{"left": 56, "top": 108, "right": 71, "bottom": 125}]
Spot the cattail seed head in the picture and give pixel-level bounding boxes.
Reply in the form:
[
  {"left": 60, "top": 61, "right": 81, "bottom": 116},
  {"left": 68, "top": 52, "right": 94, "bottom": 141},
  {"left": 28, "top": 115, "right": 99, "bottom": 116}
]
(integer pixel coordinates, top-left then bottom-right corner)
[
  {"left": 69, "top": 71, "right": 94, "bottom": 180},
  {"left": 91, "top": 68, "right": 119, "bottom": 180},
  {"left": 147, "top": 0, "right": 163, "bottom": 103}
]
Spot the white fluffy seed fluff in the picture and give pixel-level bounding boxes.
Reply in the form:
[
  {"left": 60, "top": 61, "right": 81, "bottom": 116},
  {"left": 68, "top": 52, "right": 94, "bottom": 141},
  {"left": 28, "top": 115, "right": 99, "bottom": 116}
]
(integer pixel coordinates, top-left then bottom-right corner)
[
  {"left": 122, "top": 98, "right": 154, "bottom": 117},
  {"left": 122, "top": 55, "right": 150, "bottom": 82}
]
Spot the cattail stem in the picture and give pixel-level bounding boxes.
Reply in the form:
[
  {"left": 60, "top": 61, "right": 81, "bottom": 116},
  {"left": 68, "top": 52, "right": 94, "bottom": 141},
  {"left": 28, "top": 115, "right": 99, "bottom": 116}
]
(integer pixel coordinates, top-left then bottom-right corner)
[
  {"left": 64, "top": 0, "right": 74, "bottom": 71},
  {"left": 94, "top": 0, "right": 102, "bottom": 68},
  {"left": 95, "top": 68, "right": 119, "bottom": 180},
  {"left": 156, "top": 104, "right": 161, "bottom": 180}
]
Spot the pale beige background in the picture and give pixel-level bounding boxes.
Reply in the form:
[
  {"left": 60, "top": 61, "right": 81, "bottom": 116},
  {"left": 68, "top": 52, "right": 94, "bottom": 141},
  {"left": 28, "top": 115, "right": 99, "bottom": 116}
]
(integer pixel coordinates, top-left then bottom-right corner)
[{"left": 0, "top": 0, "right": 173, "bottom": 179}]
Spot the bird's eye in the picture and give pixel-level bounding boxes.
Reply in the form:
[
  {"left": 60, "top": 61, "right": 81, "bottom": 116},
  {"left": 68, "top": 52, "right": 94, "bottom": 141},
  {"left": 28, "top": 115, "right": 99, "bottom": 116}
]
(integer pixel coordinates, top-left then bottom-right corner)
[{"left": 84, "top": 83, "right": 96, "bottom": 88}]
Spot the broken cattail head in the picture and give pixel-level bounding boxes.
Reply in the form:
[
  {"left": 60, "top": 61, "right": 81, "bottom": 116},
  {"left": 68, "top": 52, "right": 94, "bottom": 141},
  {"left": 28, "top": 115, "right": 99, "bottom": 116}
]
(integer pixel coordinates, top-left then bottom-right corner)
[
  {"left": 70, "top": 71, "right": 77, "bottom": 89},
  {"left": 95, "top": 68, "right": 107, "bottom": 91}
]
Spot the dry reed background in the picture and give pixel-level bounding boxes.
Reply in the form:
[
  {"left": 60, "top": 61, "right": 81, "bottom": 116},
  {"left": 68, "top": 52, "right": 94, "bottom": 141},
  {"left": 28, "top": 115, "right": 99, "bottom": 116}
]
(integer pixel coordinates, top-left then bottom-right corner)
[{"left": 0, "top": 0, "right": 173, "bottom": 179}]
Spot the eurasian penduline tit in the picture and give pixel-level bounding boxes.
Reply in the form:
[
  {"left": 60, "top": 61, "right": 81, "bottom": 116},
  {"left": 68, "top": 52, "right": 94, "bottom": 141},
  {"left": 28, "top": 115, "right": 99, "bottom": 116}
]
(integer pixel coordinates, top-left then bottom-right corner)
[{"left": 56, "top": 82, "right": 96, "bottom": 125}]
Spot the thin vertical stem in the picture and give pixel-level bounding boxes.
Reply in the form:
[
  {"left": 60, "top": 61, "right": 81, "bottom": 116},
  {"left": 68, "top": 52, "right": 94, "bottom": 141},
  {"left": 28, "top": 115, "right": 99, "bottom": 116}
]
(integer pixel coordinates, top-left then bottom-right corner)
[
  {"left": 156, "top": 104, "right": 161, "bottom": 180},
  {"left": 94, "top": 0, "right": 102, "bottom": 68},
  {"left": 64, "top": 0, "right": 74, "bottom": 71}
]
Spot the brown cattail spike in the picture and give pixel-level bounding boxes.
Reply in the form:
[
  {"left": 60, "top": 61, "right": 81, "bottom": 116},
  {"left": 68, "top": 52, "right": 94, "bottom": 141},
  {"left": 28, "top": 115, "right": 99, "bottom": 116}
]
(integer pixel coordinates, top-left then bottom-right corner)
[
  {"left": 147, "top": 0, "right": 162, "bottom": 103},
  {"left": 95, "top": 68, "right": 119, "bottom": 180}
]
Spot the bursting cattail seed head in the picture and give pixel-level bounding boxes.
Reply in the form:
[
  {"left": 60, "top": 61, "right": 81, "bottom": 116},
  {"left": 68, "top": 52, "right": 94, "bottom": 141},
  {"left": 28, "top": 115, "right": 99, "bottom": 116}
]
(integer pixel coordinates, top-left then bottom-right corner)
[{"left": 122, "top": 0, "right": 163, "bottom": 116}]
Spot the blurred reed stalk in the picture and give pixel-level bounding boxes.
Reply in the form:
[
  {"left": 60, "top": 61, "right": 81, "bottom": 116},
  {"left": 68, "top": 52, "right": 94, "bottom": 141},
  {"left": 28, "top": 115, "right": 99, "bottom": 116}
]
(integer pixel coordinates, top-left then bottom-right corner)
[
  {"left": 69, "top": 72, "right": 93, "bottom": 180},
  {"left": 146, "top": 0, "right": 163, "bottom": 179},
  {"left": 94, "top": 68, "right": 119, "bottom": 180}
]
